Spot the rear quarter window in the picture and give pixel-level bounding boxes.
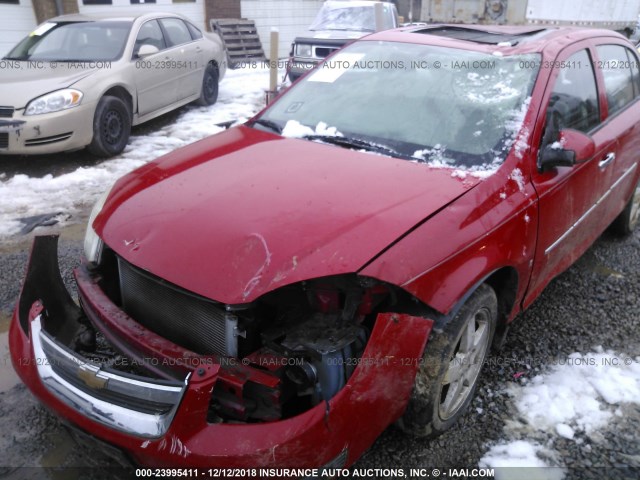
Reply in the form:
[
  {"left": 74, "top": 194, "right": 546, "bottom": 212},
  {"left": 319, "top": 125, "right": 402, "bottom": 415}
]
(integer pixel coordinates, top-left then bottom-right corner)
[{"left": 596, "top": 44, "right": 638, "bottom": 116}]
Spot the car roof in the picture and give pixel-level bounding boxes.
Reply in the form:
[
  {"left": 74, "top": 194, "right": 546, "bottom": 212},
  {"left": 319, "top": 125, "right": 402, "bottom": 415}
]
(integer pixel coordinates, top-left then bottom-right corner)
[
  {"left": 46, "top": 12, "right": 182, "bottom": 24},
  {"left": 364, "top": 24, "right": 629, "bottom": 56}
]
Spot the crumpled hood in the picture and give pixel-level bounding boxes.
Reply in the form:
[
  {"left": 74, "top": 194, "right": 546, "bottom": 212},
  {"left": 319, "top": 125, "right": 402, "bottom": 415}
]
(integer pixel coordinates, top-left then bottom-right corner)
[
  {"left": 0, "top": 63, "right": 97, "bottom": 108},
  {"left": 96, "top": 126, "right": 481, "bottom": 304}
]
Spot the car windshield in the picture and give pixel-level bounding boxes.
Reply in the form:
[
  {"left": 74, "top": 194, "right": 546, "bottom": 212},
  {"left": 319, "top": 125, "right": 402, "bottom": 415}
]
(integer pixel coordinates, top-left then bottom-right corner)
[
  {"left": 258, "top": 41, "right": 540, "bottom": 170},
  {"left": 310, "top": 3, "right": 378, "bottom": 32},
  {"left": 5, "top": 21, "right": 132, "bottom": 62}
]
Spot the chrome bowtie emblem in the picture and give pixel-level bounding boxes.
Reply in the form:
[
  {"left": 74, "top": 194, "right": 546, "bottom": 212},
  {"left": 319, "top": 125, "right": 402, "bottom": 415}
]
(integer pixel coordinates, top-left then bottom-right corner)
[{"left": 77, "top": 363, "right": 109, "bottom": 390}]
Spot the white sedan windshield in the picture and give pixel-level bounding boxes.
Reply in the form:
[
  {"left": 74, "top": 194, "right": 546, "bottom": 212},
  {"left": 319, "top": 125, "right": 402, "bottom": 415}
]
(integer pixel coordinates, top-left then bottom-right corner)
[{"left": 6, "top": 21, "right": 132, "bottom": 62}]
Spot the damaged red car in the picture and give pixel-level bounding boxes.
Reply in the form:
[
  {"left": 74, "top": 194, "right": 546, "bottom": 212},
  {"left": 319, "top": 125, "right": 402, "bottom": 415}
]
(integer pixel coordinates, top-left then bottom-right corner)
[{"left": 10, "top": 25, "right": 640, "bottom": 469}]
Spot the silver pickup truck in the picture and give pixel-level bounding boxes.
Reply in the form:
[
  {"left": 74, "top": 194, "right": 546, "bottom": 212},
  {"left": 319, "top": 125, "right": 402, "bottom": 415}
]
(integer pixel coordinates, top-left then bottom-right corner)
[{"left": 287, "top": 0, "right": 398, "bottom": 81}]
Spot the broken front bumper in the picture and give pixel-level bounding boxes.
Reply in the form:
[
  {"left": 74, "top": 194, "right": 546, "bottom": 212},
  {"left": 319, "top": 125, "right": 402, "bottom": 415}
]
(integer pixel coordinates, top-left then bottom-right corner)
[
  {"left": 0, "top": 102, "right": 95, "bottom": 155},
  {"left": 9, "top": 235, "right": 433, "bottom": 467}
]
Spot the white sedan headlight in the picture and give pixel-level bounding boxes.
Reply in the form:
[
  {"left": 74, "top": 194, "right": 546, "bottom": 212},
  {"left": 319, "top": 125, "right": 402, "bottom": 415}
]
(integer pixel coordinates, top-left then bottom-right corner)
[
  {"left": 25, "top": 88, "right": 83, "bottom": 115},
  {"left": 83, "top": 187, "right": 112, "bottom": 264}
]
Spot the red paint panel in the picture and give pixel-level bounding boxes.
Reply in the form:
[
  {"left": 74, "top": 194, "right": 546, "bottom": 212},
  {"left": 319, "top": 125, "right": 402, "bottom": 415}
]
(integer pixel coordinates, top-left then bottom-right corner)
[{"left": 96, "top": 126, "right": 479, "bottom": 304}]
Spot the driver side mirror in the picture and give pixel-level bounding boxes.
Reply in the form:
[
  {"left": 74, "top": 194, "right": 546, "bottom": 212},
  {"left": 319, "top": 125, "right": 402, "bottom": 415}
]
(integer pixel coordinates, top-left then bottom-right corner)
[
  {"left": 539, "top": 130, "right": 595, "bottom": 172},
  {"left": 137, "top": 44, "right": 159, "bottom": 58}
]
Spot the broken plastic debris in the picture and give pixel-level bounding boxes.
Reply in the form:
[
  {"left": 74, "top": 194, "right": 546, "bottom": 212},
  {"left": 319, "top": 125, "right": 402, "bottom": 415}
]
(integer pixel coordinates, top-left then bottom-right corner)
[{"left": 18, "top": 212, "right": 68, "bottom": 235}]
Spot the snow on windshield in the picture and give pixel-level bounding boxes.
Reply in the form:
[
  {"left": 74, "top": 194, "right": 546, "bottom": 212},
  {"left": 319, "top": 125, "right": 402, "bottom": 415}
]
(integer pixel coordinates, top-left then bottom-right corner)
[
  {"left": 263, "top": 42, "right": 538, "bottom": 179},
  {"left": 282, "top": 120, "right": 342, "bottom": 138}
]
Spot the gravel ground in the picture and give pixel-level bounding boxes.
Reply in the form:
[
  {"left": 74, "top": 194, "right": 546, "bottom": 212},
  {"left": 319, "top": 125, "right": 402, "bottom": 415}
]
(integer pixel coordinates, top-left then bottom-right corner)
[{"left": 0, "top": 225, "right": 638, "bottom": 479}]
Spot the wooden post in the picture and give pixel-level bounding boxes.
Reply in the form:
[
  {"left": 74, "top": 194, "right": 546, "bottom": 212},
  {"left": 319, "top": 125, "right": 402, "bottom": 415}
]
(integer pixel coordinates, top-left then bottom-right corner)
[{"left": 267, "top": 28, "right": 279, "bottom": 103}]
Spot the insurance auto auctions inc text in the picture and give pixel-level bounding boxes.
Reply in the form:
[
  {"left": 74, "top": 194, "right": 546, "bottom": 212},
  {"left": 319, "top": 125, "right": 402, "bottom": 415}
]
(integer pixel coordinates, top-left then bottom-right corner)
[{"left": 256, "top": 468, "right": 495, "bottom": 478}]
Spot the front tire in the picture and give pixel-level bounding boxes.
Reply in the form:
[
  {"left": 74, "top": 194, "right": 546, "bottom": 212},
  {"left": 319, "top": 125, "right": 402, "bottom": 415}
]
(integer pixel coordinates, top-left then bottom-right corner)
[
  {"left": 611, "top": 178, "right": 640, "bottom": 236},
  {"left": 196, "top": 63, "right": 219, "bottom": 106},
  {"left": 398, "top": 284, "right": 497, "bottom": 437},
  {"left": 88, "top": 96, "right": 131, "bottom": 157}
]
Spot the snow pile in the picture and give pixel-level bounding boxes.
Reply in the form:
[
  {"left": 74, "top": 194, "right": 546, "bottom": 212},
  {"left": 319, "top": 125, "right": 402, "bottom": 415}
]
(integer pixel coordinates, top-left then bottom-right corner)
[
  {"left": 0, "top": 66, "right": 272, "bottom": 238},
  {"left": 479, "top": 441, "right": 566, "bottom": 480},
  {"left": 479, "top": 348, "right": 640, "bottom": 476},
  {"left": 512, "top": 349, "right": 640, "bottom": 434}
]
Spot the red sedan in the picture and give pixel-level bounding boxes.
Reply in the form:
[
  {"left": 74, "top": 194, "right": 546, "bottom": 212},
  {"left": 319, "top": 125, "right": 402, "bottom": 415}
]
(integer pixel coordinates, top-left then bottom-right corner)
[{"left": 10, "top": 25, "right": 640, "bottom": 469}]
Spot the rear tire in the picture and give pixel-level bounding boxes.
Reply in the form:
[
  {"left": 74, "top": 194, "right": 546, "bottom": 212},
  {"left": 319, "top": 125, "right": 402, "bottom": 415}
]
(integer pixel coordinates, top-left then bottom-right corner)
[
  {"left": 196, "top": 63, "right": 219, "bottom": 106},
  {"left": 88, "top": 96, "right": 131, "bottom": 157},
  {"left": 398, "top": 284, "right": 497, "bottom": 438},
  {"left": 611, "top": 179, "right": 640, "bottom": 236}
]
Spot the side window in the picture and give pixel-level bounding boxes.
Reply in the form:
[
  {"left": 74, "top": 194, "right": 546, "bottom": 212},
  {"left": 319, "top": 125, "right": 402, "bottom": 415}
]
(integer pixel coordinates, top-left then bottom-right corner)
[
  {"left": 134, "top": 20, "right": 165, "bottom": 56},
  {"left": 596, "top": 44, "right": 637, "bottom": 115},
  {"left": 186, "top": 22, "right": 203, "bottom": 40},
  {"left": 547, "top": 49, "right": 600, "bottom": 133},
  {"left": 159, "top": 18, "right": 192, "bottom": 47},
  {"left": 628, "top": 48, "right": 640, "bottom": 96}
]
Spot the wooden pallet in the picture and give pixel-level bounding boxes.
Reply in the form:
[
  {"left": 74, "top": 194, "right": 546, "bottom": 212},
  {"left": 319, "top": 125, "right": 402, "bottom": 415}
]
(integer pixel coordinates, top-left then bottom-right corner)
[{"left": 210, "top": 19, "right": 266, "bottom": 68}]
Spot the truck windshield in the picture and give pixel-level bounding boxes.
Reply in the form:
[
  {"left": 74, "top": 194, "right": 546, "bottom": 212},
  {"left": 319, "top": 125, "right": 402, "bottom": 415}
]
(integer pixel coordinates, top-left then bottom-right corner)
[
  {"left": 5, "top": 21, "right": 132, "bottom": 62},
  {"left": 257, "top": 41, "right": 540, "bottom": 170},
  {"left": 310, "top": 3, "right": 380, "bottom": 32}
]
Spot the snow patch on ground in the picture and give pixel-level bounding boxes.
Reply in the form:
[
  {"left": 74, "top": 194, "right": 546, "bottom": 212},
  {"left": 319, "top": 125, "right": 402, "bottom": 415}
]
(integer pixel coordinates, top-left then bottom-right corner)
[
  {"left": 0, "top": 67, "right": 272, "bottom": 239},
  {"left": 480, "top": 441, "right": 566, "bottom": 480},
  {"left": 512, "top": 349, "right": 640, "bottom": 434},
  {"left": 479, "top": 348, "right": 640, "bottom": 474}
]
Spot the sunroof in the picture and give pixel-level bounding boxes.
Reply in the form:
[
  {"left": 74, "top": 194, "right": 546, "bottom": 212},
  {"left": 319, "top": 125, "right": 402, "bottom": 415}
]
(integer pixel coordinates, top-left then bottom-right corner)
[{"left": 416, "top": 26, "right": 547, "bottom": 45}]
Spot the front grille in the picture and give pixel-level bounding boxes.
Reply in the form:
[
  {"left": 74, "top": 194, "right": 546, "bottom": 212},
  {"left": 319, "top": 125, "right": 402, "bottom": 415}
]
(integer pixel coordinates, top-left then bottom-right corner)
[
  {"left": 0, "top": 132, "right": 8, "bottom": 149},
  {"left": 315, "top": 47, "right": 338, "bottom": 58},
  {"left": 118, "top": 258, "right": 238, "bottom": 356},
  {"left": 50, "top": 357, "right": 174, "bottom": 415},
  {"left": 0, "top": 107, "right": 13, "bottom": 118},
  {"left": 25, "top": 132, "right": 72, "bottom": 146}
]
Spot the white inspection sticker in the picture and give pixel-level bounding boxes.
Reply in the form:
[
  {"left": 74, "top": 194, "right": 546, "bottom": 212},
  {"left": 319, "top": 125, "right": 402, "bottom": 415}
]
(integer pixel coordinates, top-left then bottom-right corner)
[
  {"left": 30, "top": 22, "right": 56, "bottom": 37},
  {"left": 308, "top": 52, "right": 366, "bottom": 83}
]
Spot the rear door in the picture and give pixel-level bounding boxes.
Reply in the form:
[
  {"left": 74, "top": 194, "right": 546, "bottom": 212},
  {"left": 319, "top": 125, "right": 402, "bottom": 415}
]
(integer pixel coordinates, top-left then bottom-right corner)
[
  {"left": 592, "top": 42, "right": 640, "bottom": 221},
  {"left": 132, "top": 19, "right": 175, "bottom": 116},
  {"left": 158, "top": 18, "right": 202, "bottom": 101}
]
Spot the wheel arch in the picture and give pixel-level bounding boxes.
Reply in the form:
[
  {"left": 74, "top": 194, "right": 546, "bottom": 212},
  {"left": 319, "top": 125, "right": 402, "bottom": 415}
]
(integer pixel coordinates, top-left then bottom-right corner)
[
  {"left": 424, "top": 266, "right": 519, "bottom": 336},
  {"left": 101, "top": 85, "right": 134, "bottom": 119}
]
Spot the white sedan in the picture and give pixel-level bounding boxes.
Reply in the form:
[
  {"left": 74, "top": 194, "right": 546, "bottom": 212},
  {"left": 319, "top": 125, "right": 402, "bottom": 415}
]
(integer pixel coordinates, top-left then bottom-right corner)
[{"left": 0, "top": 12, "right": 226, "bottom": 157}]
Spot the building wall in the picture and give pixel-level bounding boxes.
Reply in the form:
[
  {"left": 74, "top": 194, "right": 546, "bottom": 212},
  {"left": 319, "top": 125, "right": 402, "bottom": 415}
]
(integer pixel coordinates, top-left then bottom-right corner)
[
  {"left": 240, "top": 0, "right": 324, "bottom": 60},
  {"left": 32, "top": 0, "right": 79, "bottom": 24},
  {"left": 205, "top": 0, "right": 240, "bottom": 22},
  {"left": 0, "top": 0, "right": 38, "bottom": 56},
  {"left": 76, "top": 0, "right": 206, "bottom": 30}
]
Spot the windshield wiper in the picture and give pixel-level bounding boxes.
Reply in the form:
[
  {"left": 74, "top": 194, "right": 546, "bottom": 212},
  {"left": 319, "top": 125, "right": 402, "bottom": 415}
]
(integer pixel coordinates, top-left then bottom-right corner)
[
  {"left": 250, "top": 118, "right": 282, "bottom": 134},
  {"left": 303, "top": 135, "right": 410, "bottom": 159}
]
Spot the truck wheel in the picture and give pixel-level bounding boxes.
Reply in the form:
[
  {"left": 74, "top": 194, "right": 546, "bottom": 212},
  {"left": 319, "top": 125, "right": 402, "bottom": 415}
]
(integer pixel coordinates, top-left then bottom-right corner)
[
  {"left": 611, "top": 179, "right": 640, "bottom": 236},
  {"left": 88, "top": 96, "right": 131, "bottom": 157},
  {"left": 398, "top": 284, "right": 497, "bottom": 437},
  {"left": 196, "top": 63, "right": 219, "bottom": 106}
]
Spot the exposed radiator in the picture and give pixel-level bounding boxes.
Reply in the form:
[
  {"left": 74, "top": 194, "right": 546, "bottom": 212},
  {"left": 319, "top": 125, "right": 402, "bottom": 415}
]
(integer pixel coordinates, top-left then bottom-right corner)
[{"left": 117, "top": 258, "right": 239, "bottom": 357}]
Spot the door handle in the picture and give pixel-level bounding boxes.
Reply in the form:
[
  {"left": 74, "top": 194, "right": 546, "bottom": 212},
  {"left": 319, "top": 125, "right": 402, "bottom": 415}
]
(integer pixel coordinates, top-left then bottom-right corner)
[{"left": 599, "top": 152, "right": 615, "bottom": 169}]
